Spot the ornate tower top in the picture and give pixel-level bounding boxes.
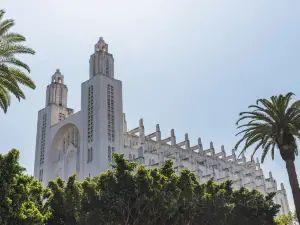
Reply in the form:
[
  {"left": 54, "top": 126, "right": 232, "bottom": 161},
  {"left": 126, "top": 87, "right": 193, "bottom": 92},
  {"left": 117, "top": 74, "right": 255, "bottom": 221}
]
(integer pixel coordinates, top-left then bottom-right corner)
[
  {"left": 46, "top": 69, "right": 68, "bottom": 107},
  {"left": 51, "top": 69, "right": 64, "bottom": 84},
  {"left": 90, "top": 37, "right": 114, "bottom": 79},
  {"left": 95, "top": 37, "right": 108, "bottom": 53}
]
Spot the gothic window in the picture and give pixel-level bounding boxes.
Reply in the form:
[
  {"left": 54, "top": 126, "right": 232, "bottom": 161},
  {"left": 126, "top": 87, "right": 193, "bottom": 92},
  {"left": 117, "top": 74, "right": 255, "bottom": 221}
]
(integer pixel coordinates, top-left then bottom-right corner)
[
  {"left": 88, "top": 86, "right": 94, "bottom": 143},
  {"left": 87, "top": 147, "right": 93, "bottom": 163},
  {"left": 129, "top": 154, "right": 132, "bottom": 160},
  {"left": 152, "top": 159, "right": 155, "bottom": 165},
  {"left": 130, "top": 140, "right": 132, "bottom": 147},
  {"left": 149, "top": 158, "right": 151, "bottom": 165},
  {"left": 40, "top": 114, "right": 47, "bottom": 165},
  {"left": 133, "top": 155, "right": 136, "bottom": 160}
]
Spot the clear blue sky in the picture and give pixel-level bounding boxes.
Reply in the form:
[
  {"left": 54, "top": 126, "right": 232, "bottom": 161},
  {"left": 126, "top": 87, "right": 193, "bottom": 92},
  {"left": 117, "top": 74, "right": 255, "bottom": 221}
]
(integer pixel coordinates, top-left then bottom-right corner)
[{"left": 1, "top": 0, "right": 300, "bottom": 211}]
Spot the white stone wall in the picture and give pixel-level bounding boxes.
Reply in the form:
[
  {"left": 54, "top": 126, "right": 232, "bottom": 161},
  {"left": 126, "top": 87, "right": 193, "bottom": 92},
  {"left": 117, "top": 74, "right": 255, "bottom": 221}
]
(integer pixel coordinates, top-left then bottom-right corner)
[{"left": 122, "top": 117, "right": 290, "bottom": 216}]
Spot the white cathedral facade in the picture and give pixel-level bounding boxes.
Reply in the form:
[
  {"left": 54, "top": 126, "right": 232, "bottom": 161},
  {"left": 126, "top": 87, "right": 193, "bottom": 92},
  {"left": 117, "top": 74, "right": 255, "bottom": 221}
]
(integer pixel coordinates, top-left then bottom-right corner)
[{"left": 34, "top": 37, "right": 289, "bottom": 216}]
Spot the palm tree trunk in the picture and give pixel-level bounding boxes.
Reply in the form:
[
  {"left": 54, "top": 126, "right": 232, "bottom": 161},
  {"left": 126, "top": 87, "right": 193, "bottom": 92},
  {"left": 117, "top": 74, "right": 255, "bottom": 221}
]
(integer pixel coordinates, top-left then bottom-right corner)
[{"left": 285, "top": 159, "right": 300, "bottom": 222}]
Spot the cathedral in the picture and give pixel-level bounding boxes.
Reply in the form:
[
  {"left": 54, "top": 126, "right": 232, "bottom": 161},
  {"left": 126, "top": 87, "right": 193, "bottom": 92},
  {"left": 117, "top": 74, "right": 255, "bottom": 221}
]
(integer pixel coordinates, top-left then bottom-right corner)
[{"left": 34, "top": 37, "right": 289, "bottom": 216}]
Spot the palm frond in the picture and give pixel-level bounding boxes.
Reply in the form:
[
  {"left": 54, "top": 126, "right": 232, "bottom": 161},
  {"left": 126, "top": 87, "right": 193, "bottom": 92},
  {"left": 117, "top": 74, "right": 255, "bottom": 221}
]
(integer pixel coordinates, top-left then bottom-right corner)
[
  {"left": 0, "top": 85, "right": 10, "bottom": 113},
  {"left": 236, "top": 93, "right": 300, "bottom": 163},
  {"left": 0, "top": 19, "right": 14, "bottom": 36},
  {"left": 7, "top": 68, "right": 35, "bottom": 89},
  {"left": 0, "top": 10, "right": 36, "bottom": 112},
  {"left": 0, "top": 10, "right": 5, "bottom": 21},
  {"left": 1, "top": 57, "right": 31, "bottom": 72},
  {"left": 2, "top": 32, "right": 25, "bottom": 43},
  {"left": 0, "top": 44, "right": 35, "bottom": 56}
]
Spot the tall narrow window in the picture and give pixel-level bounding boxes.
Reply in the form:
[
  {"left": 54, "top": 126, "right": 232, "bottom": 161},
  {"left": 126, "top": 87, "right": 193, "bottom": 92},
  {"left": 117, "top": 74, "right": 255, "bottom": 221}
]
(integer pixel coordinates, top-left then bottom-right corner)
[
  {"left": 106, "top": 58, "right": 109, "bottom": 76},
  {"left": 63, "top": 138, "right": 66, "bottom": 152},
  {"left": 67, "top": 131, "right": 70, "bottom": 146},
  {"left": 39, "top": 169, "right": 43, "bottom": 181},
  {"left": 87, "top": 147, "right": 93, "bottom": 163},
  {"left": 40, "top": 114, "right": 47, "bottom": 164},
  {"left": 108, "top": 146, "right": 111, "bottom": 162},
  {"left": 107, "top": 84, "right": 115, "bottom": 142},
  {"left": 59, "top": 86, "right": 63, "bottom": 106},
  {"left": 88, "top": 86, "right": 94, "bottom": 143}
]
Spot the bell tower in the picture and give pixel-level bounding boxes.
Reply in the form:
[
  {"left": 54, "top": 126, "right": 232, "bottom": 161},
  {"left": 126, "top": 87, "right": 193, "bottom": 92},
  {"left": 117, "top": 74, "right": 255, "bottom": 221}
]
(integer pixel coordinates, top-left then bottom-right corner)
[
  {"left": 34, "top": 69, "right": 74, "bottom": 184},
  {"left": 82, "top": 37, "right": 123, "bottom": 176},
  {"left": 46, "top": 69, "right": 68, "bottom": 107},
  {"left": 89, "top": 37, "right": 114, "bottom": 78}
]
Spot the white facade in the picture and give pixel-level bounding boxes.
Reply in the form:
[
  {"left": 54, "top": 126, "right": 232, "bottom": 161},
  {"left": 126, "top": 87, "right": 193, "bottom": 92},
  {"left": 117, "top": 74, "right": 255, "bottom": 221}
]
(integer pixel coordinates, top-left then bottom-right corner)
[{"left": 34, "top": 37, "right": 289, "bottom": 216}]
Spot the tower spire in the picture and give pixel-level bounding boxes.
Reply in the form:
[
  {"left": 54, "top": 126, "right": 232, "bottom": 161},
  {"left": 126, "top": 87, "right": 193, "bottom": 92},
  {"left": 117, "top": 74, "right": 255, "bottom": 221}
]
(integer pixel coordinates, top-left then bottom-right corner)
[
  {"left": 89, "top": 37, "right": 114, "bottom": 79},
  {"left": 46, "top": 69, "right": 68, "bottom": 107}
]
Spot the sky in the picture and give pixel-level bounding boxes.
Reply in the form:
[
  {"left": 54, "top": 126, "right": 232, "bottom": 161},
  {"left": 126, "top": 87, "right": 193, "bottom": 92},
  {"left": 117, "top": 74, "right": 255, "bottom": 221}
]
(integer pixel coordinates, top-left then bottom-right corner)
[{"left": 1, "top": 0, "right": 300, "bottom": 211}]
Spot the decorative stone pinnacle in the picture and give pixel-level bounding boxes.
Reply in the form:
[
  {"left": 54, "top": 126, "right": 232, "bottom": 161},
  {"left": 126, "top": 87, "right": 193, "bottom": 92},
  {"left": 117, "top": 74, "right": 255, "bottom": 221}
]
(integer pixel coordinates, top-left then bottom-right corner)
[
  {"left": 156, "top": 124, "right": 160, "bottom": 132},
  {"left": 198, "top": 138, "right": 202, "bottom": 145},
  {"left": 221, "top": 145, "right": 225, "bottom": 152},
  {"left": 171, "top": 129, "right": 175, "bottom": 137},
  {"left": 185, "top": 133, "right": 189, "bottom": 141},
  {"left": 139, "top": 118, "right": 143, "bottom": 127}
]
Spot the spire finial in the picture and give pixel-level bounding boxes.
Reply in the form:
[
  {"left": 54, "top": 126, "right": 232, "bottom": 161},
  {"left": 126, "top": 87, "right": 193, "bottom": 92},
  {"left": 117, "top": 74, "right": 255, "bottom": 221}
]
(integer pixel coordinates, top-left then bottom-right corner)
[
  {"left": 198, "top": 138, "right": 202, "bottom": 145},
  {"left": 269, "top": 171, "right": 273, "bottom": 178},
  {"left": 156, "top": 124, "right": 160, "bottom": 132},
  {"left": 221, "top": 145, "right": 225, "bottom": 153},
  {"left": 139, "top": 118, "right": 143, "bottom": 127},
  {"left": 171, "top": 129, "right": 175, "bottom": 137},
  {"left": 185, "top": 133, "right": 189, "bottom": 141}
]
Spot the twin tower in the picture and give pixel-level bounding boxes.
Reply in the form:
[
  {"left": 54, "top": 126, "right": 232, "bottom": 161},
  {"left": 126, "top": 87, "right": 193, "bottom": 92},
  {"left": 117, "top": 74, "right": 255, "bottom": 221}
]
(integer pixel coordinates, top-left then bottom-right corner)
[{"left": 34, "top": 38, "right": 123, "bottom": 185}]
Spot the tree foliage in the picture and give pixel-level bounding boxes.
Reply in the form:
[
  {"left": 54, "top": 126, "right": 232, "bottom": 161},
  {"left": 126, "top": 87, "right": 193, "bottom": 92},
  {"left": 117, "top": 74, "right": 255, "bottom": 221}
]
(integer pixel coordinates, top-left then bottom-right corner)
[
  {"left": 275, "top": 211, "right": 298, "bottom": 225},
  {"left": 0, "top": 150, "right": 281, "bottom": 224},
  {"left": 0, "top": 9, "right": 36, "bottom": 113},
  {"left": 0, "top": 149, "right": 49, "bottom": 225}
]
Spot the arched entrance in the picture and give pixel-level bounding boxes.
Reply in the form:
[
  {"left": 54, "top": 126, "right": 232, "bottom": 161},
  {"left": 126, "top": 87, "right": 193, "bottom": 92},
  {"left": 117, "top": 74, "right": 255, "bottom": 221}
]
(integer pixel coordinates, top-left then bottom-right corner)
[{"left": 51, "top": 123, "right": 80, "bottom": 181}]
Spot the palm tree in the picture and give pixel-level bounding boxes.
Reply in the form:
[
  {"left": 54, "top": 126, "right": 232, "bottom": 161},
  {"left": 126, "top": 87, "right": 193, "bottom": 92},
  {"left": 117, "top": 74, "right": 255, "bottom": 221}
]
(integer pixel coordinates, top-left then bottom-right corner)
[
  {"left": 235, "top": 92, "right": 300, "bottom": 222},
  {"left": 0, "top": 9, "right": 35, "bottom": 113}
]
